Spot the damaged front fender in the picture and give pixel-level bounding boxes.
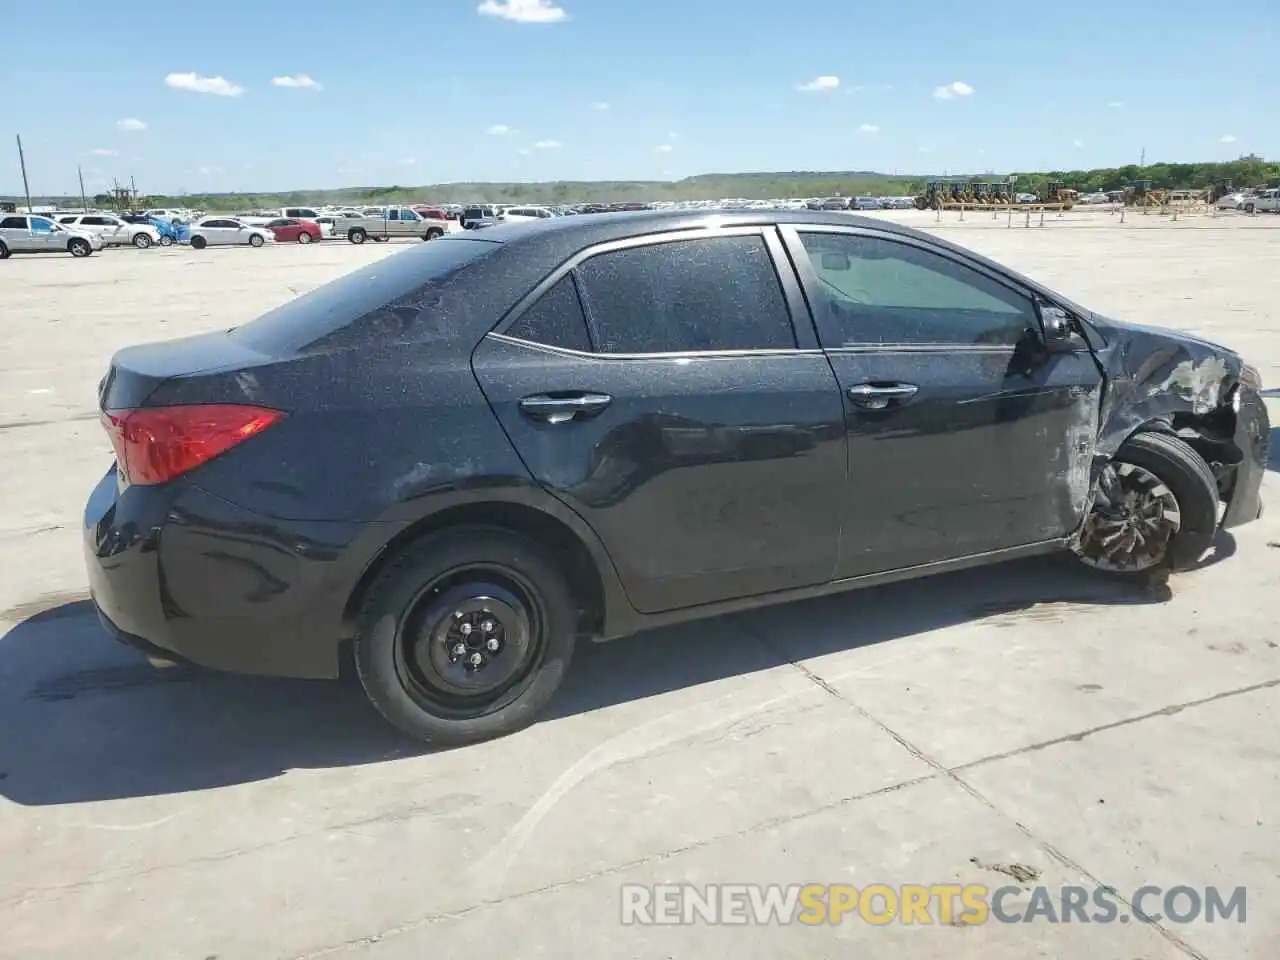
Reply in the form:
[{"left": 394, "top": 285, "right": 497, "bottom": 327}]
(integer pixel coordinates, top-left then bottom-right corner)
[{"left": 1087, "top": 314, "right": 1269, "bottom": 528}]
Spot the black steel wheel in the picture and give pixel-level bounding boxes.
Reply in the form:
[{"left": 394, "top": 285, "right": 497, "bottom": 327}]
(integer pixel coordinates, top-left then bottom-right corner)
[
  {"left": 1073, "top": 431, "right": 1218, "bottom": 574},
  {"left": 354, "top": 526, "right": 577, "bottom": 744},
  {"left": 190, "top": 235, "right": 208, "bottom": 250}
]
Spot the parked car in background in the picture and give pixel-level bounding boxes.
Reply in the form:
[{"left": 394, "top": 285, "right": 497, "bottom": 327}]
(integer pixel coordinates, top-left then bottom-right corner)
[
  {"left": 183, "top": 217, "right": 275, "bottom": 249},
  {"left": 0, "top": 214, "right": 103, "bottom": 257},
  {"left": 56, "top": 213, "right": 161, "bottom": 249},
  {"left": 460, "top": 204, "right": 501, "bottom": 228},
  {"left": 1215, "top": 193, "right": 1247, "bottom": 211},
  {"left": 334, "top": 206, "right": 449, "bottom": 244},
  {"left": 412, "top": 206, "right": 450, "bottom": 221},
  {"left": 1242, "top": 190, "right": 1280, "bottom": 214},
  {"left": 852, "top": 196, "right": 880, "bottom": 211},
  {"left": 500, "top": 206, "right": 557, "bottom": 222},
  {"left": 123, "top": 214, "right": 180, "bottom": 246},
  {"left": 264, "top": 217, "right": 323, "bottom": 244}
]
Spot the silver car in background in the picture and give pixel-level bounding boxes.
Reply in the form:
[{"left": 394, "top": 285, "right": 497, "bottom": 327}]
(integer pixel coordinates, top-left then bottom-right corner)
[{"left": 0, "top": 214, "right": 104, "bottom": 258}]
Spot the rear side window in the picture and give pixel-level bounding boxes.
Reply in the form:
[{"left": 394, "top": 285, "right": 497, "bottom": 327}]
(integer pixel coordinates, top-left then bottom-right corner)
[
  {"left": 229, "top": 237, "right": 500, "bottom": 352},
  {"left": 505, "top": 275, "right": 592, "bottom": 351},
  {"left": 575, "top": 235, "right": 795, "bottom": 354},
  {"left": 0, "top": 216, "right": 26, "bottom": 229}
]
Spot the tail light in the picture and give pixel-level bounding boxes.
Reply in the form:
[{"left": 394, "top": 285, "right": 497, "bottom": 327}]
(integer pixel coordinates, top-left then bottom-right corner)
[{"left": 101, "top": 404, "right": 285, "bottom": 485}]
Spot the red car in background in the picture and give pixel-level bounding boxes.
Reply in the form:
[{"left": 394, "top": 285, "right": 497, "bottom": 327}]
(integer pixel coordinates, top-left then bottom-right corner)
[
  {"left": 264, "top": 217, "right": 322, "bottom": 243},
  {"left": 412, "top": 206, "right": 449, "bottom": 221}
]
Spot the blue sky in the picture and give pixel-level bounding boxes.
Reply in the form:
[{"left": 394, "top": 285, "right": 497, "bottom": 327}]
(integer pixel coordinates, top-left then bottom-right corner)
[{"left": 3, "top": 0, "right": 1274, "bottom": 196}]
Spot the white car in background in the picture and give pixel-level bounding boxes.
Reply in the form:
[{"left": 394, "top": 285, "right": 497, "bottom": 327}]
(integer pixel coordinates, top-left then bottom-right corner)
[
  {"left": 185, "top": 217, "right": 274, "bottom": 250},
  {"left": 56, "top": 213, "right": 161, "bottom": 249},
  {"left": 500, "top": 206, "right": 557, "bottom": 222}
]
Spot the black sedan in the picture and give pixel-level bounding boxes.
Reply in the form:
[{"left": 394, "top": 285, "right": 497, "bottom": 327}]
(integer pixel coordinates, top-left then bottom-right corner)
[{"left": 85, "top": 210, "right": 1270, "bottom": 743}]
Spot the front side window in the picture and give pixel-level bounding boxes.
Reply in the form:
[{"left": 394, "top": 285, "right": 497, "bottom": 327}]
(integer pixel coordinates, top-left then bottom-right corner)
[
  {"left": 796, "top": 232, "right": 1037, "bottom": 347},
  {"left": 505, "top": 275, "right": 592, "bottom": 352},
  {"left": 30, "top": 218, "right": 54, "bottom": 233},
  {"left": 575, "top": 235, "right": 796, "bottom": 354}
]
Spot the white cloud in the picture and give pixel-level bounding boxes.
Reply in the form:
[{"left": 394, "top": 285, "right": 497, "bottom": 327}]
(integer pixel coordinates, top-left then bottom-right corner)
[
  {"left": 1220, "top": 134, "right": 1237, "bottom": 143},
  {"left": 518, "top": 148, "right": 532, "bottom": 156},
  {"left": 477, "top": 0, "right": 567, "bottom": 22},
  {"left": 1108, "top": 100, "right": 1125, "bottom": 108},
  {"left": 655, "top": 143, "right": 673, "bottom": 153},
  {"left": 487, "top": 124, "right": 511, "bottom": 135},
  {"left": 399, "top": 158, "right": 417, "bottom": 166},
  {"left": 165, "top": 72, "right": 245, "bottom": 97},
  {"left": 593, "top": 101, "right": 610, "bottom": 111},
  {"left": 797, "top": 75, "right": 839, "bottom": 92},
  {"left": 1073, "top": 139, "right": 1085, "bottom": 148},
  {"left": 196, "top": 166, "right": 222, "bottom": 175},
  {"left": 857, "top": 123, "right": 879, "bottom": 133},
  {"left": 271, "top": 74, "right": 322, "bottom": 90},
  {"left": 534, "top": 139, "right": 562, "bottom": 149},
  {"left": 91, "top": 148, "right": 117, "bottom": 157},
  {"left": 933, "top": 81, "right": 974, "bottom": 100},
  {"left": 116, "top": 117, "right": 147, "bottom": 132},
  {"left": 918, "top": 146, "right": 935, "bottom": 154}
]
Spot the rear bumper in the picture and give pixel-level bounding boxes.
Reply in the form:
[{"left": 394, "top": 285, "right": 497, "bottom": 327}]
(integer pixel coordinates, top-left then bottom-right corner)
[
  {"left": 1221, "top": 385, "right": 1270, "bottom": 529},
  {"left": 83, "top": 468, "right": 371, "bottom": 679}
]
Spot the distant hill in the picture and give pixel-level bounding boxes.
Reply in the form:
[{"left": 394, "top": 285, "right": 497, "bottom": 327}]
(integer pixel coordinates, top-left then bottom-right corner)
[{"left": 5, "top": 157, "right": 1274, "bottom": 211}]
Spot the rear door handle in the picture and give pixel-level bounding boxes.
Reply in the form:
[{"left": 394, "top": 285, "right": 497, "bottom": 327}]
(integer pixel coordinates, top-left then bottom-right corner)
[
  {"left": 519, "top": 393, "right": 612, "bottom": 424},
  {"left": 847, "top": 382, "right": 918, "bottom": 410}
]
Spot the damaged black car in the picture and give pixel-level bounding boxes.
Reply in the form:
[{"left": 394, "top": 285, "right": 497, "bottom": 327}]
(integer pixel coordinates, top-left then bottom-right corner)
[{"left": 84, "top": 210, "right": 1270, "bottom": 744}]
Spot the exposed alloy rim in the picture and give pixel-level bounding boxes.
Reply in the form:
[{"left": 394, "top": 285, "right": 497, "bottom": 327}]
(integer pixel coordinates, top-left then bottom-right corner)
[
  {"left": 393, "top": 564, "right": 546, "bottom": 719},
  {"left": 249, "top": 234, "right": 264, "bottom": 247},
  {"left": 70, "top": 240, "right": 90, "bottom": 257},
  {"left": 299, "top": 232, "right": 312, "bottom": 243},
  {"left": 134, "top": 234, "right": 151, "bottom": 248},
  {"left": 1074, "top": 461, "right": 1182, "bottom": 572}
]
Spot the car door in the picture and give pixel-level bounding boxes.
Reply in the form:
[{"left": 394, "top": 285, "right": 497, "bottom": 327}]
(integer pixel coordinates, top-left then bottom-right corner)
[
  {"left": 28, "top": 217, "right": 60, "bottom": 251},
  {"left": 780, "top": 225, "right": 1103, "bottom": 577},
  {"left": 96, "top": 215, "right": 130, "bottom": 244},
  {"left": 0, "top": 215, "right": 33, "bottom": 251},
  {"left": 472, "top": 227, "right": 848, "bottom": 614}
]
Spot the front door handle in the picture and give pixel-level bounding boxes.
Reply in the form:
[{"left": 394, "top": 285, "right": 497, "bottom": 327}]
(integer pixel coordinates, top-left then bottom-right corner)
[
  {"left": 519, "top": 393, "right": 612, "bottom": 424},
  {"left": 847, "top": 382, "right": 918, "bottom": 410}
]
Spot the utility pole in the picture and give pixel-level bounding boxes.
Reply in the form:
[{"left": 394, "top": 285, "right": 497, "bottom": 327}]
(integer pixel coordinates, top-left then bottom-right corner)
[
  {"left": 15, "top": 134, "right": 33, "bottom": 213},
  {"left": 78, "top": 166, "right": 89, "bottom": 211},
  {"left": 1139, "top": 147, "right": 1145, "bottom": 168}
]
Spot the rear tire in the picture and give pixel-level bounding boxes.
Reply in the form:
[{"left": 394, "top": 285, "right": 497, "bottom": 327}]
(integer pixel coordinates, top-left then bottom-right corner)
[
  {"left": 190, "top": 235, "right": 207, "bottom": 250},
  {"left": 354, "top": 526, "right": 577, "bottom": 745},
  {"left": 249, "top": 233, "right": 265, "bottom": 248},
  {"left": 424, "top": 227, "right": 443, "bottom": 241},
  {"left": 1073, "top": 431, "right": 1218, "bottom": 575},
  {"left": 159, "top": 235, "right": 174, "bottom": 247},
  {"left": 68, "top": 238, "right": 92, "bottom": 257},
  {"left": 1244, "top": 203, "right": 1255, "bottom": 214},
  {"left": 132, "top": 233, "right": 153, "bottom": 249},
  {"left": 0, "top": 241, "right": 9, "bottom": 259},
  {"left": 298, "top": 231, "right": 313, "bottom": 244},
  {"left": 348, "top": 227, "right": 367, "bottom": 244}
]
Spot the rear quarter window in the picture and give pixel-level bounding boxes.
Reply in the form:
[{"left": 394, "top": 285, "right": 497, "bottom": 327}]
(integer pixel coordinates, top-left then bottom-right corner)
[{"left": 228, "top": 237, "right": 502, "bottom": 353}]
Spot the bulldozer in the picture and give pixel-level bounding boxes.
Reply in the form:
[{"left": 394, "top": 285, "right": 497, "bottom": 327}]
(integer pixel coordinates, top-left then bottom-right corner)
[
  {"left": 1123, "top": 179, "right": 1165, "bottom": 207},
  {"left": 913, "top": 180, "right": 950, "bottom": 210},
  {"left": 1207, "top": 179, "right": 1233, "bottom": 203},
  {"left": 1036, "top": 181, "right": 1077, "bottom": 209}
]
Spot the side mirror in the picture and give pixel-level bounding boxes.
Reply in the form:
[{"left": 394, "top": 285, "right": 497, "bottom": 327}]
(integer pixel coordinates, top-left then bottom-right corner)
[{"left": 1040, "top": 305, "right": 1080, "bottom": 352}]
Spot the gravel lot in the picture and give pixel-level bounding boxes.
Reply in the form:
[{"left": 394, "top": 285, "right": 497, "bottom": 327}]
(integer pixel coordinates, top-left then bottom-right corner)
[{"left": 2, "top": 210, "right": 1278, "bottom": 959}]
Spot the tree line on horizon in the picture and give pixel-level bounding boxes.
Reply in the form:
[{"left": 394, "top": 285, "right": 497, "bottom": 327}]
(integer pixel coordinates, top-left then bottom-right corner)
[{"left": 17, "top": 156, "right": 1277, "bottom": 211}]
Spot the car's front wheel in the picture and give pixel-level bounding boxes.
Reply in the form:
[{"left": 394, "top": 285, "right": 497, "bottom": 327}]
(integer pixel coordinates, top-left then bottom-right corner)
[
  {"left": 68, "top": 238, "right": 92, "bottom": 257},
  {"left": 248, "top": 233, "right": 265, "bottom": 248},
  {"left": 133, "top": 232, "right": 153, "bottom": 249},
  {"left": 298, "top": 231, "right": 313, "bottom": 244},
  {"left": 354, "top": 527, "right": 577, "bottom": 744},
  {"left": 159, "top": 235, "right": 174, "bottom": 247},
  {"left": 0, "top": 241, "right": 9, "bottom": 259},
  {"left": 1073, "top": 431, "right": 1218, "bottom": 575},
  {"left": 190, "top": 235, "right": 207, "bottom": 250}
]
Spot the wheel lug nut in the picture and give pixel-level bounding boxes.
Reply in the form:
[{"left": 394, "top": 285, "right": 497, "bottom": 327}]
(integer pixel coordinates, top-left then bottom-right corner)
[
  {"left": 485, "top": 637, "right": 500, "bottom": 652},
  {"left": 460, "top": 622, "right": 473, "bottom": 636},
  {"left": 482, "top": 620, "right": 495, "bottom": 633},
  {"left": 452, "top": 643, "right": 466, "bottom": 657},
  {"left": 469, "top": 652, "right": 484, "bottom": 667}
]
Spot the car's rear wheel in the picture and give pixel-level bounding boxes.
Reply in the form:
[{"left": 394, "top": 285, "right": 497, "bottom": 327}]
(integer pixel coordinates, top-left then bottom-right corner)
[
  {"left": 190, "top": 235, "right": 207, "bottom": 250},
  {"left": 298, "top": 231, "right": 313, "bottom": 244},
  {"left": 424, "top": 227, "right": 443, "bottom": 241},
  {"left": 249, "top": 233, "right": 265, "bottom": 248},
  {"left": 1244, "top": 203, "right": 1256, "bottom": 214},
  {"left": 68, "top": 238, "right": 92, "bottom": 257},
  {"left": 133, "top": 233, "right": 152, "bottom": 249},
  {"left": 0, "top": 241, "right": 9, "bottom": 259},
  {"left": 159, "top": 235, "right": 174, "bottom": 247},
  {"left": 348, "top": 227, "right": 367, "bottom": 244},
  {"left": 354, "top": 527, "right": 576, "bottom": 744},
  {"left": 1073, "top": 431, "right": 1218, "bottom": 575}
]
